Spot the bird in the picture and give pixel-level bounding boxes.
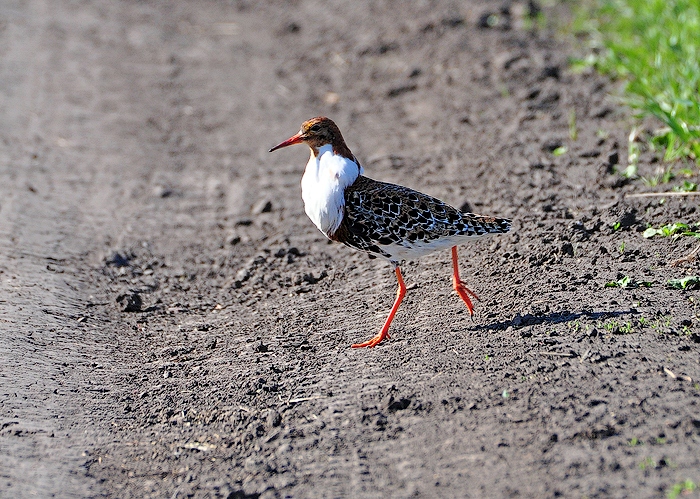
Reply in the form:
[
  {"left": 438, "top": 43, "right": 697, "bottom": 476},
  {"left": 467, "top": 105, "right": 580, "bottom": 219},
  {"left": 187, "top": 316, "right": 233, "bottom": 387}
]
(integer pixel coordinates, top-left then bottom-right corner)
[{"left": 269, "top": 117, "right": 511, "bottom": 348}]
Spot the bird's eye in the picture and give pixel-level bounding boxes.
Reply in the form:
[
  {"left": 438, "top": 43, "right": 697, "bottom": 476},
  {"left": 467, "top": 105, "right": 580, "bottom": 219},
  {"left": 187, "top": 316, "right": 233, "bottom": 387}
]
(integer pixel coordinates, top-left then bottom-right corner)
[{"left": 309, "top": 124, "right": 321, "bottom": 132}]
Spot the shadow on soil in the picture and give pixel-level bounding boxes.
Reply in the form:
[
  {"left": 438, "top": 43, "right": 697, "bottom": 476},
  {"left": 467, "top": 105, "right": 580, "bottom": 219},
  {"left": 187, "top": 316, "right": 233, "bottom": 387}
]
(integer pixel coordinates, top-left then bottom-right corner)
[{"left": 476, "top": 309, "right": 637, "bottom": 331}]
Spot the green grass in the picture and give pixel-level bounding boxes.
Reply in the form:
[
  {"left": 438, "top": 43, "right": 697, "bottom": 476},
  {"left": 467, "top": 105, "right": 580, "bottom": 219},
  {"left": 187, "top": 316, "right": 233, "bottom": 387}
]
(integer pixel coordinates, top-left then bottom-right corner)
[
  {"left": 571, "top": 0, "right": 700, "bottom": 164},
  {"left": 638, "top": 456, "right": 657, "bottom": 470},
  {"left": 643, "top": 222, "right": 700, "bottom": 239},
  {"left": 667, "top": 275, "right": 700, "bottom": 289},
  {"left": 569, "top": 109, "right": 578, "bottom": 140},
  {"left": 601, "top": 319, "right": 634, "bottom": 334},
  {"left": 667, "top": 479, "right": 696, "bottom": 499},
  {"left": 673, "top": 180, "right": 698, "bottom": 191},
  {"left": 651, "top": 315, "right": 672, "bottom": 330},
  {"left": 552, "top": 145, "right": 568, "bottom": 156},
  {"left": 641, "top": 165, "right": 675, "bottom": 186},
  {"left": 605, "top": 275, "right": 652, "bottom": 288}
]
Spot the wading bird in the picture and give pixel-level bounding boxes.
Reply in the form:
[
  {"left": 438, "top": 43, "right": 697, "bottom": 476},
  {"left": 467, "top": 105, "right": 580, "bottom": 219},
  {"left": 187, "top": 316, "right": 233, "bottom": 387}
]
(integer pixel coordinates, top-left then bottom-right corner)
[{"left": 269, "top": 117, "right": 511, "bottom": 348}]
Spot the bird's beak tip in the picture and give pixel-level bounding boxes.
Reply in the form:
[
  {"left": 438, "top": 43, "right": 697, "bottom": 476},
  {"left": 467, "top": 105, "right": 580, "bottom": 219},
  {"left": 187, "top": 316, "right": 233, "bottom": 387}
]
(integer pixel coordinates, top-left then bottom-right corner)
[{"left": 269, "top": 133, "right": 303, "bottom": 153}]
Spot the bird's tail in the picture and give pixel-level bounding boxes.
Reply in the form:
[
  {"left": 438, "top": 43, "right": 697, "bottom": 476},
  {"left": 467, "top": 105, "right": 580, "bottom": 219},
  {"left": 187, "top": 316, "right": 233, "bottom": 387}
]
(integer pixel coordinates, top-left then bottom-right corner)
[{"left": 466, "top": 214, "right": 512, "bottom": 236}]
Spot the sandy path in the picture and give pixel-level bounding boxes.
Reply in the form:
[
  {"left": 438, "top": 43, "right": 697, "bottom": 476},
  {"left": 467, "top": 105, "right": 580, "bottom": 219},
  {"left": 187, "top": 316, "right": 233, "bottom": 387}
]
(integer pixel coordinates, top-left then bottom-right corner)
[{"left": 1, "top": 1, "right": 699, "bottom": 498}]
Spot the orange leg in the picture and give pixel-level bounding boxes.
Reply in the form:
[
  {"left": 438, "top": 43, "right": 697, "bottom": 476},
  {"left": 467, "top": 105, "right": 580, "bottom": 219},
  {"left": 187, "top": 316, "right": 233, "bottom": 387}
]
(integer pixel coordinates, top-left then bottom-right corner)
[
  {"left": 451, "top": 246, "right": 479, "bottom": 315},
  {"left": 352, "top": 266, "right": 406, "bottom": 348}
]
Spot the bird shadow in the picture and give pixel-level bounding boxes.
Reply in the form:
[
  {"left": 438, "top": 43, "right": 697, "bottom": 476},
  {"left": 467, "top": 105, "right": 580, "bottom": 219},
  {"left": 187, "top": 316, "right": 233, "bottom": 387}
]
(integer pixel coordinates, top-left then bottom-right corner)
[{"left": 473, "top": 309, "right": 637, "bottom": 332}]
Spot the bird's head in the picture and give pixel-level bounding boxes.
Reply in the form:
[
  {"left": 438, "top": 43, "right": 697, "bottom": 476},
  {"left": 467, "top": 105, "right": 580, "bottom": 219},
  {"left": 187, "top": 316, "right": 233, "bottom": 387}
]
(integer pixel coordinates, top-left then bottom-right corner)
[{"left": 269, "top": 117, "right": 349, "bottom": 155}]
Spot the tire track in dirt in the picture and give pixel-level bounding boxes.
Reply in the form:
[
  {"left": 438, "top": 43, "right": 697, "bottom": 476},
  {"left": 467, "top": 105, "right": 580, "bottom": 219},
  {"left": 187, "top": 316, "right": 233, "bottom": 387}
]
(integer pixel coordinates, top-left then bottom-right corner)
[
  {"left": 1, "top": 1, "right": 306, "bottom": 495},
  {"left": 0, "top": 1, "right": 222, "bottom": 495},
  {"left": 0, "top": 2, "right": 116, "bottom": 495}
]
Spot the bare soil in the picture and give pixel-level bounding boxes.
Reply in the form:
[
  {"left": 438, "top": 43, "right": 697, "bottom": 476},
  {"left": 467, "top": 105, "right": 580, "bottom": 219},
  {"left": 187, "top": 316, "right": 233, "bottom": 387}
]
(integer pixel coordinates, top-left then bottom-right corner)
[{"left": 1, "top": 1, "right": 699, "bottom": 498}]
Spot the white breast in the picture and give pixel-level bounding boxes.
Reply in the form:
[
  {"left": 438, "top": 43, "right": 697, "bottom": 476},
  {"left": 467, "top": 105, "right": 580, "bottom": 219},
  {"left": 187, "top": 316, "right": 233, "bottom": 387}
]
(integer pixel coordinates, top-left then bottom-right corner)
[{"left": 300, "top": 144, "right": 362, "bottom": 237}]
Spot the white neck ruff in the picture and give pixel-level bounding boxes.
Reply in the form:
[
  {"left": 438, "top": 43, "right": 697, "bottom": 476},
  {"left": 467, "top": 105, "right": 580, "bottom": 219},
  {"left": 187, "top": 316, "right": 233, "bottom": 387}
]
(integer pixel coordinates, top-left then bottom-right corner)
[{"left": 300, "top": 144, "right": 363, "bottom": 237}]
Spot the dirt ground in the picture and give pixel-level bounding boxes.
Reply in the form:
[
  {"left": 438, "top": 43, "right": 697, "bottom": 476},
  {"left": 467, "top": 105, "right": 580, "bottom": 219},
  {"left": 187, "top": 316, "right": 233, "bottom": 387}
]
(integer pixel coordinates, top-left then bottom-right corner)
[{"left": 1, "top": 0, "right": 699, "bottom": 497}]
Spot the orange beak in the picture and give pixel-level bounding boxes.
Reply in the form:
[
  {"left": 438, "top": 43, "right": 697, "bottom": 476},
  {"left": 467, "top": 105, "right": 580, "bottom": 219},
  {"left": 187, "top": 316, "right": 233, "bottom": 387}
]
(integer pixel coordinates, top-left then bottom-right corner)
[{"left": 269, "top": 132, "right": 304, "bottom": 152}]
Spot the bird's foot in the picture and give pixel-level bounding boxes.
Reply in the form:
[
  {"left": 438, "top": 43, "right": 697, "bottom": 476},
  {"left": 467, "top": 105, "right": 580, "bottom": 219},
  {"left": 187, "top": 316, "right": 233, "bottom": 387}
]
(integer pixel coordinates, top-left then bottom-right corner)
[
  {"left": 351, "top": 330, "right": 391, "bottom": 348},
  {"left": 453, "top": 277, "right": 479, "bottom": 316}
]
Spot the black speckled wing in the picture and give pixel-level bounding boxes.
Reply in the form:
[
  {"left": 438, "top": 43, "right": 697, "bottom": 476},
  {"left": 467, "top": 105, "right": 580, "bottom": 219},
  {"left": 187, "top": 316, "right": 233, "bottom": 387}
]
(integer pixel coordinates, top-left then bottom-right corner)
[{"left": 333, "top": 176, "right": 511, "bottom": 263}]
